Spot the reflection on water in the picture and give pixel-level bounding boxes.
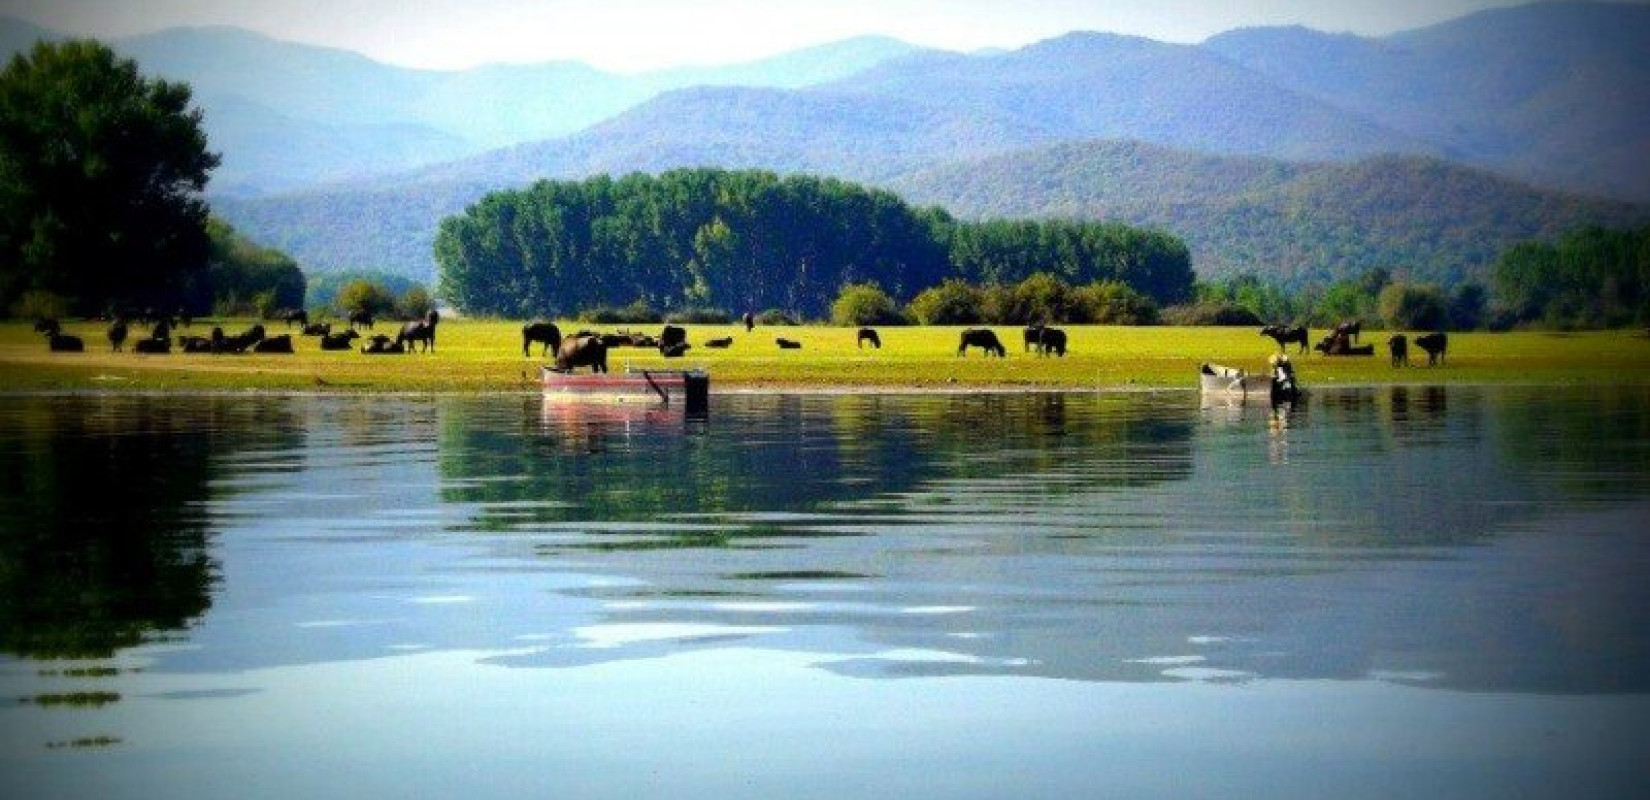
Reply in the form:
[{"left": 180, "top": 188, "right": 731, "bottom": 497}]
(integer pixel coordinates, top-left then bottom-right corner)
[{"left": 1, "top": 387, "right": 1647, "bottom": 797}]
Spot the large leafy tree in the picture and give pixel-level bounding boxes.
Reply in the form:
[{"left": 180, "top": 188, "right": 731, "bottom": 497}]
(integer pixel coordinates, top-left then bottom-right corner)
[{"left": 0, "top": 40, "right": 219, "bottom": 315}]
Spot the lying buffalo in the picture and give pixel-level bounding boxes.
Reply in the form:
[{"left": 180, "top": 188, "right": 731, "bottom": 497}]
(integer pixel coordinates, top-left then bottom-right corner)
[
  {"left": 320, "top": 330, "right": 360, "bottom": 351},
  {"left": 704, "top": 337, "right": 733, "bottom": 349},
  {"left": 361, "top": 334, "right": 404, "bottom": 354},
  {"left": 776, "top": 338, "right": 802, "bottom": 349},
  {"left": 253, "top": 334, "right": 295, "bottom": 353},
  {"left": 523, "top": 321, "right": 562, "bottom": 357},
  {"left": 958, "top": 329, "right": 1005, "bottom": 357},
  {"left": 554, "top": 334, "right": 608, "bottom": 372}
]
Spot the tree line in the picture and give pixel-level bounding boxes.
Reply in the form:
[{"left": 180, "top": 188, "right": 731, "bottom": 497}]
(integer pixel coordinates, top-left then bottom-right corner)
[{"left": 433, "top": 169, "right": 1195, "bottom": 319}]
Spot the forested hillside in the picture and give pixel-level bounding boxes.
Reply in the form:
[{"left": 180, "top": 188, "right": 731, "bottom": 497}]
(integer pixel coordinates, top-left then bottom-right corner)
[
  {"left": 890, "top": 142, "right": 1646, "bottom": 288},
  {"left": 434, "top": 170, "right": 1193, "bottom": 318}
]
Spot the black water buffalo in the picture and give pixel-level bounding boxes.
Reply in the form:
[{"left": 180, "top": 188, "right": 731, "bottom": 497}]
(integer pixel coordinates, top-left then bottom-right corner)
[
  {"left": 1314, "top": 329, "right": 1373, "bottom": 356},
  {"left": 704, "top": 337, "right": 734, "bottom": 349},
  {"left": 1388, "top": 334, "right": 1410, "bottom": 367},
  {"left": 659, "top": 325, "right": 688, "bottom": 354},
  {"left": 776, "top": 338, "right": 802, "bottom": 349},
  {"left": 149, "top": 319, "right": 172, "bottom": 343},
  {"left": 661, "top": 342, "right": 691, "bottom": 357},
  {"left": 179, "top": 335, "right": 215, "bottom": 353},
  {"left": 132, "top": 337, "right": 169, "bottom": 354},
  {"left": 253, "top": 334, "right": 294, "bottom": 353},
  {"left": 361, "top": 334, "right": 404, "bottom": 354},
  {"left": 44, "top": 331, "right": 84, "bottom": 352},
  {"left": 348, "top": 310, "right": 375, "bottom": 330},
  {"left": 1336, "top": 319, "right": 1362, "bottom": 344},
  {"left": 301, "top": 322, "right": 331, "bottom": 336},
  {"left": 107, "top": 319, "right": 128, "bottom": 352},
  {"left": 1261, "top": 324, "right": 1309, "bottom": 354},
  {"left": 554, "top": 335, "right": 608, "bottom": 372},
  {"left": 742, "top": 312, "right": 755, "bottom": 332},
  {"left": 219, "top": 324, "right": 266, "bottom": 354},
  {"left": 958, "top": 329, "right": 1006, "bottom": 357},
  {"left": 523, "top": 321, "right": 562, "bottom": 357},
  {"left": 397, "top": 310, "right": 439, "bottom": 353},
  {"left": 1415, "top": 332, "right": 1448, "bottom": 366},
  {"left": 857, "top": 328, "right": 881, "bottom": 349},
  {"left": 283, "top": 309, "right": 308, "bottom": 328},
  {"left": 1032, "top": 326, "right": 1068, "bottom": 357},
  {"left": 320, "top": 330, "right": 360, "bottom": 351},
  {"left": 33, "top": 318, "right": 60, "bottom": 336}
]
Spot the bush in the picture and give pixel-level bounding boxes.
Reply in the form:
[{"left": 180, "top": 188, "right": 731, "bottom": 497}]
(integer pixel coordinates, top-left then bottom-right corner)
[
  {"left": 830, "top": 283, "right": 905, "bottom": 326},
  {"left": 398, "top": 286, "right": 433, "bottom": 319},
  {"left": 906, "top": 280, "right": 984, "bottom": 325},
  {"left": 578, "top": 300, "right": 662, "bottom": 324},
  {"left": 1073, "top": 281, "right": 1159, "bottom": 325},
  {"left": 1378, "top": 282, "right": 1450, "bottom": 331},
  {"left": 10, "top": 290, "right": 69, "bottom": 321},
  {"left": 1160, "top": 301, "right": 1261, "bottom": 326},
  {"left": 664, "top": 306, "right": 731, "bottom": 324},
  {"left": 755, "top": 308, "right": 799, "bottom": 326}
]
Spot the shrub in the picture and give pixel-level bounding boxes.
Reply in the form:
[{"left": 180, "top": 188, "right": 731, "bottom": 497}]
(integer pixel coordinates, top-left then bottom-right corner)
[
  {"left": 755, "top": 308, "right": 799, "bottom": 326},
  {"left": 10, "top": 290, "right": 69, "bottom": 321},
  {"left": 578, "top": 300, "right": 662, "bottom": 324},
  {"left": 1378, "top": 282, "right": 1450, "bottom": 331},
  {"left": 831, "top": 283, "right": 905, "bottom": 326},
  {"left": 906, "top": 279, "right": 984, "bottom": 325},
  {"left": 1160, "top": 301, "right": 1261, "bottom": 326},
  {"left": 1074, "top": 281, "right": 1159, "bottom": 325},
  {"left": 664, "top": 306, "right": 732, "bottom": 324}
]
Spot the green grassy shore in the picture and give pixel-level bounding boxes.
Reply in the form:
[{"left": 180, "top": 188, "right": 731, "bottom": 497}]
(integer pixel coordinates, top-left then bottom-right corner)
[{"left": 2, "top": 319, "right": 1647, "bottom": 392}]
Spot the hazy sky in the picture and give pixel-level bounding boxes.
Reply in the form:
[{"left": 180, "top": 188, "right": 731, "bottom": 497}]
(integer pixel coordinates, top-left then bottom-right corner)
[{"left": 0, "top": 0, "right": 1603, "bottom": 72}]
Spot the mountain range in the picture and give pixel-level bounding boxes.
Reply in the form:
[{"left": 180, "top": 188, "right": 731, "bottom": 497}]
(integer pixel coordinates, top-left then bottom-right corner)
[{"left": 4, "top": 2, "right": 1648, "bottom": 291}]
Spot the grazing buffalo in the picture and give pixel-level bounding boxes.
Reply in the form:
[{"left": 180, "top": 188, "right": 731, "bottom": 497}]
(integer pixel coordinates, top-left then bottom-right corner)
[
  {"left": 348, "top": 310, "right": 375, "bottom": 330},
  {"left": 107, "top": 319, "right": 128, "bottom": 352},
  {"left": 319, "top": 330, "right": 360, "bottom": 351},
  {"left": 253, "top": 334, "right": 294, "bottom": 353},
  {"left": 1261, "top": 324, "right": 1309, "bottom": 354},
  {"left": 704, "top": 337, "right": 733, "bottom": 349},
  {"left": 1023, "top": 326, "right": 1042, "bottom": 353},
  {"left": 857, "top": 328, "right": 881, "bottom": 349},
  {"left": 1032, "top": 326, "right": 1068, "bottom": 357},
  {"left": 396, "top": 310, "right": 439, "bottom": 353},
  {"left": 1336, "top": 319, "right": 1362, "bottom": 345},
  {"left": 301, "top": 322, "right": 331, "bottom": 336},
  {"left": 523, "top": 321, "right": 562, "bottom": 357},
  {"left": 1415, "top": 332, "right": 1448, "bottom": 366},
  {"left": 776, "top": 338, "right": 802, "bottom": 349},
  {"left": 958, "top": 328, "right": 1006, "bottom": 357},
  {"left": 283, "top": 309, "right": 309, "bottom": 328},
  {"left": 132, "top": 337, "right": 170, "bottom": 354},
  {"left": 1388, "top": 334, "right": 1410, "bottom": 367},
  {"left": 553, "top": 335, "right": 608, "bottom": 372},
  {"left": 44, "top": 331, "right": 84, "bottom": 352},
  {"left": 360, "top": 334, "right": 404, "bottom": 354}
]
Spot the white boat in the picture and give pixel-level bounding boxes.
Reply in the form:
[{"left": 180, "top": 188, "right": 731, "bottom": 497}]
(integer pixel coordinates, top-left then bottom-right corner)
[
  {"left": 541, "top": 365, "right": 709, "bottom": 410},
  {"left": 1199, "top": 362, "right": 1299, "bottom": 404}
]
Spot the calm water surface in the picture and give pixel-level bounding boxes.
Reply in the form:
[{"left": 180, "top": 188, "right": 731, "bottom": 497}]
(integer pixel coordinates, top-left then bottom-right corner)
[{"left": 1, "top": 386, "right": 1647, "bottom": 799}]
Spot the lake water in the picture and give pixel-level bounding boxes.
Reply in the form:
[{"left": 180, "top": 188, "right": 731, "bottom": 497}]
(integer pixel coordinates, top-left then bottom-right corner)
[{"left": 1, "top": 386, "right": 1647, "bottom": 799}]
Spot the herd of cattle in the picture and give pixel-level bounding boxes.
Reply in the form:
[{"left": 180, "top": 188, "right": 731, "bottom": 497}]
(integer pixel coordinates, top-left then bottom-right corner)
[
  {"left": 30, "top": 310, "right": 442, "bottom": 355},
  {"left": 29, "top": 313, "right": 1447, "bottom": 368},
  {"left": 1261, "top": 320, "right": 1447, "bottom": 366}
]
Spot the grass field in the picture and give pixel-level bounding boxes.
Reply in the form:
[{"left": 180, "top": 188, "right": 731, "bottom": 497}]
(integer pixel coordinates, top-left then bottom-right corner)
[{"left": 2, "top": 318, "right": 1648, "bottom": 392}]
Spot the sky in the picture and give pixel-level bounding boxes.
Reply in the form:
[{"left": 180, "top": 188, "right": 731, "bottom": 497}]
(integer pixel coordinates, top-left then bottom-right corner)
[{"left": 0, "top": 0, "right": 1605, "bottom": 72}]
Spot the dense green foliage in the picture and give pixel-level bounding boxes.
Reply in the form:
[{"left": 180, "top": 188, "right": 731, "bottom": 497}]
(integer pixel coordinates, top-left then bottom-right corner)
[
  {"left": 1490, "top": 225, "right": 1650, "bottom": 328},
  {"left": 201, "top": 219, "right": 304, "bottom": 316},
  {"left": 435, "top": 169, "right": 1193, "bottom": 319},
  {"left": 0, "top": 40, "right": 218, "bottom": 316},
  {"left": 831, "top": 283, "right": 905, "bottom": 326},
  {"left": 901, "top": 273, "right": 1161, "bottom": 326},
  {"left": 303, "top": 269, "right": 424, "bottom": 313}
]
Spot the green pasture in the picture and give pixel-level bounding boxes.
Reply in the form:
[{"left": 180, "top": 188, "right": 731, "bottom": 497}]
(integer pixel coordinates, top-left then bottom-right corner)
[{"left": 2, "top": 318, "right": 1647, "bottom": 392}]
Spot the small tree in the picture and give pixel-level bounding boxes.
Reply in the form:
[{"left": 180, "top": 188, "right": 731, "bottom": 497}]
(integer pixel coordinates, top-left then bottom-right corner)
[
  {"left": 397, "top": 286, "right": 433, "bottom": 319},
  {"left": 1074, "top": 281, "right": 1158, "bottom": 325},
  {"left": 334, "top": 280, "right": 397, "bottom": 318},
  {"left": 1379, "top": 282, "right": 1450, "bottom": 331},
  {"left": 906, "top": 279, "right": 984, "bottom": 325},
  {"left": 830, "top": 283, "right": 903, "bottom": 326}
]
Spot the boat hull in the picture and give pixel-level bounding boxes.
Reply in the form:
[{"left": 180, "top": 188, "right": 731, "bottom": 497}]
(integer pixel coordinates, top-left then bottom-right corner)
[{"left": 541, "top": 366, "right": 707, "bottom": 406}]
